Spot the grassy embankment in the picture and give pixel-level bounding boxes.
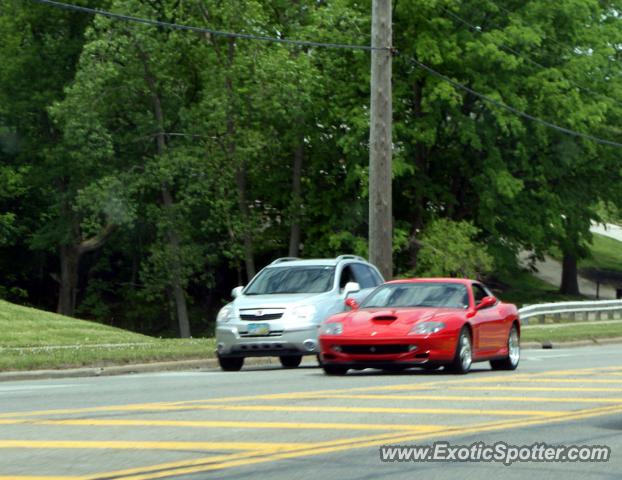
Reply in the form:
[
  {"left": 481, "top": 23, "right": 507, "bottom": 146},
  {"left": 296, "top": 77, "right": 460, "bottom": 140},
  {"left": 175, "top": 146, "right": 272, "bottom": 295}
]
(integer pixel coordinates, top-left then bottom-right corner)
[{"left": 0, "top": 300, "right": 214, "bottom": 371}]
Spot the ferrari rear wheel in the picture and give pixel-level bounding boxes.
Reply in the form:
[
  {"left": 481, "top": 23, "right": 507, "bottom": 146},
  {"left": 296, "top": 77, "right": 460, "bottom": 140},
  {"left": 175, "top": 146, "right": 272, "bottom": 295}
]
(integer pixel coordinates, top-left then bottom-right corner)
[
  {"left": 421, "top": 364, "right": 441, "bottom": 371},
  {"left": 448, "top": 327, "right": 472, "bottom": 374},
  {"left": 279, "top": 355, "right": 302, "bottom": 368},
  {"left": 322, "top": 365, "right": 349, "bottom": 375},
  {"left": 490, "top": 324, "right": 520, "bottom": 371}
]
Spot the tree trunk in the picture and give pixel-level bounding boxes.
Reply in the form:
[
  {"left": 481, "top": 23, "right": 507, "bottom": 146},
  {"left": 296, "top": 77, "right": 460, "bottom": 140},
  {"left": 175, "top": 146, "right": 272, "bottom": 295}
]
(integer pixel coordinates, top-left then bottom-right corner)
[
  {"left": 226, "top": 38, "right": 256, "bottom": 281},
  {"left": 57, "top": 244, "right": 80, "bottom": 316},
  {"left": 56, "top": 223, "right": 116, "bottom": 317},
  {"left": 288, "top": 137, "right": 304, "bottom": 257},
  {"left": 560, "top": 252, "right": 580, "bottom": 295},
  {"left": 141, "top": 52, "right": 191, "bottom": 338},
  {"left": 161, "top": 185, "right": 191, "bottom": 338}
]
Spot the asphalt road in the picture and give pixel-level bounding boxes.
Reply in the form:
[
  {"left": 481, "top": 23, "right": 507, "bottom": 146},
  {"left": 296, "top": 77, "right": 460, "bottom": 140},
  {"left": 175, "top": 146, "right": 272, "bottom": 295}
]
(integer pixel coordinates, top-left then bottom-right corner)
[{"left": 1, "top": 345, "right": 621, "bottom": 479}]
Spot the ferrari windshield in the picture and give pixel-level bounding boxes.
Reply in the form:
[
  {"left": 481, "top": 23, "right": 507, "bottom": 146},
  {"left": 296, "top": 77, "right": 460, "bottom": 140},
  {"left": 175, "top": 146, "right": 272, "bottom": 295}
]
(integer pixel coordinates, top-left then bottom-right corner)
[
  {"left": 361, "top": 282, "right": 469, "bottom": 309},
  {"left": 244, "top": 266, "right": 335, "bottom": 295}
]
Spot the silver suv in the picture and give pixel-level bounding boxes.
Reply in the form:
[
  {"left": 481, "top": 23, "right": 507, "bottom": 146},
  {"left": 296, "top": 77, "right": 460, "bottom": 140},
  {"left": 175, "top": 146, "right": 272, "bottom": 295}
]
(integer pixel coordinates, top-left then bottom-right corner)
[{"left": 215, "top": 255, "right": 384, "bottom": 371}]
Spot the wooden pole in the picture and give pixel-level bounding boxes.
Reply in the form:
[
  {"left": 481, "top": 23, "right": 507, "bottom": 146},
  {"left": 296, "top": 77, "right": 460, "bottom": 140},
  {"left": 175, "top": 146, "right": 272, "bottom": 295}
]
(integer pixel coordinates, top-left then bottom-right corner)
[{"left": 369, "top": 0, "right": 393, "bottom": 279}]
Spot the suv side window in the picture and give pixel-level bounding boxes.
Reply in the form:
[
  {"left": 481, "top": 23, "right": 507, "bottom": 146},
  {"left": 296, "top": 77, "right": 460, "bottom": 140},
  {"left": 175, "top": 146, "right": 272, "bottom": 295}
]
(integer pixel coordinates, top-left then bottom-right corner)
[
  {"left": 351, "top": 263, "right": 382, "bottom": 289},
  {"left": 472, "top": 283, "right": 489, "bottom": 305}
]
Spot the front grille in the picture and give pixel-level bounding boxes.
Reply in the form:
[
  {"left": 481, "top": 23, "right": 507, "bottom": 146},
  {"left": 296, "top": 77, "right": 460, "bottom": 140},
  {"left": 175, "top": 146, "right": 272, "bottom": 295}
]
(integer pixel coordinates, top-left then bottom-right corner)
[
  {"left": 240, "top": 313, "right": 283, "bottom": 321},
  {"left": 340, "top": 344, "right": 411, "bottom": 355},
  {"left": 239, "top": 330, "right": 284, "bottom": 337}
]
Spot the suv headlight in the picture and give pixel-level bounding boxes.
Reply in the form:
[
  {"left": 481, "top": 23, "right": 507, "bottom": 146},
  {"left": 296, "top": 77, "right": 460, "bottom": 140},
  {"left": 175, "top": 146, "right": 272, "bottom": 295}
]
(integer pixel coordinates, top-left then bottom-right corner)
[
  {"left": 410, "top": 321, "right": 445, "bottom": 335},
  {"left": 321, "top": 322, "right": 343, "bottom": 335},
  {"left": 216, "top": 305, "right": 235, "bottom": 323},
  {"left": 290, "top": 304, "right": 316, "bottom": 322}
]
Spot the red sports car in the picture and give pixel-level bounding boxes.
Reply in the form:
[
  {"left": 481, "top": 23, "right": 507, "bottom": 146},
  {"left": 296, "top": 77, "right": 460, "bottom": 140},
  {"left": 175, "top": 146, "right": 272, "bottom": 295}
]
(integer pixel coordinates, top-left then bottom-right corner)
[{"left": 319, "top": 278, "right": 520, "bottom": 375}]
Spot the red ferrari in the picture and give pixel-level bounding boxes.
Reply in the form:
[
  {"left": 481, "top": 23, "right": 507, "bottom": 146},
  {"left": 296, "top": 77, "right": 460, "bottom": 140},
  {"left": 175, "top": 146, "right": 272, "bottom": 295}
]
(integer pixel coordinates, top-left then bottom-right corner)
[{"left": 319, "top": 278, "right": 520, "bottom": 375}]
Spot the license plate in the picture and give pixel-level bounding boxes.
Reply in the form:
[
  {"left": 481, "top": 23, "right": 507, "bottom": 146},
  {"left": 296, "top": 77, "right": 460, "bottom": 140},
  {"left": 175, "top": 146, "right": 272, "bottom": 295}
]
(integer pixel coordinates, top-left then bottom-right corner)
[{"left": 247, "top": 323, "right": 270, "bottom": 336}]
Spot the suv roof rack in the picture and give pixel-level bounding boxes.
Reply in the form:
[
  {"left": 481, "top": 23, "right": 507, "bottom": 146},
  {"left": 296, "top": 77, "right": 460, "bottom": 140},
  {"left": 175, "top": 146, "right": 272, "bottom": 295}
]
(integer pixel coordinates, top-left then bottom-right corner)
[
  {"left": 335, "top": 255, "right": 367, "bottom": 262},
  {"left": 270, "top": 257, "right": 300, "bottom": 265}
]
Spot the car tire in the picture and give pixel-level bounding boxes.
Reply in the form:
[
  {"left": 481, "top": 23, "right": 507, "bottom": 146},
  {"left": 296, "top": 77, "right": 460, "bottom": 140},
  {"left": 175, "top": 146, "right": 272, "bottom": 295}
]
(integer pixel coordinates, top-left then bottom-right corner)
[
  {"left": 218, "top": 355, "right": 244, "bottom": 372},
  {"left": 382, "top": 365, "right": 407, "bottom": 372},
  {"left": 421, "top": 364, "right": 441, "bottom": 371},
  {"left": 279, "top": 355, "right": 303, "bottom": 368},
  {"left": 322, "top": 365, "right": 349, "bottom": 375},
  {"left": 448, "top": 327, "right": 472, "bottom": 374},
  {"left": 490, "top": 324, "right": 520, "bottom": 371}
]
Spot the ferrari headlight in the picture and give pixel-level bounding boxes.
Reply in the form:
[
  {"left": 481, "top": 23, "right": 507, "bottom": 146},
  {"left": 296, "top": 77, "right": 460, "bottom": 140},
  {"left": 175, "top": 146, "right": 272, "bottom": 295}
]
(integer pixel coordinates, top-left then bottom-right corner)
[
  {"left": 290, "top": 304, "right": 316, "bottom": 322},
  {"left": 410, "top": 321, "right": 446, "bottom": 335},
  {"left": 321, "top": 322, "right": 343, "bottom": 335},
  {"left": 216, "top": 305, "right": 234, "bottom": 323}
]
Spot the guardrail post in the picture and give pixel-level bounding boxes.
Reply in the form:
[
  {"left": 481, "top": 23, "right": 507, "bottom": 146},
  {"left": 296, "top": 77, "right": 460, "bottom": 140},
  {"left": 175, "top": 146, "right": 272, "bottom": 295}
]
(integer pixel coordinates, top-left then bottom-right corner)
[
  {"left": 538, "top": 314, "right": 546, "bottom": 324},
  {"left": 554, "top": 313, "right": 561, "bottom": 323},
  {"left": 596, "top": 310, "right": 602, "bottom": 321}
]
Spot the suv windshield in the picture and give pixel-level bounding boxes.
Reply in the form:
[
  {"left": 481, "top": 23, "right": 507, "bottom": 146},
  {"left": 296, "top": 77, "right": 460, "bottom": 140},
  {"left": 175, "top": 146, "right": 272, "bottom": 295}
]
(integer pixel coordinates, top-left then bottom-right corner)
[
  {"left": 361, "top": 282, "right": 469, "bottom": 309},
  {"left": 244, "top": 266, "right": 335, "bottom": 295}
]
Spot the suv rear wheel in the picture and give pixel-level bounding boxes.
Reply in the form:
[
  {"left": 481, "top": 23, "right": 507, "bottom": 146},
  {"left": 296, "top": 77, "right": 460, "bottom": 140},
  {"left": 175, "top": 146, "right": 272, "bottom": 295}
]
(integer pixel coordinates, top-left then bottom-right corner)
[
  {"left": 279, "top": 355, "right": 302, "bottom": 368},
  {"left": 218, "top": 355, "right": 244, "bottom": 372}
]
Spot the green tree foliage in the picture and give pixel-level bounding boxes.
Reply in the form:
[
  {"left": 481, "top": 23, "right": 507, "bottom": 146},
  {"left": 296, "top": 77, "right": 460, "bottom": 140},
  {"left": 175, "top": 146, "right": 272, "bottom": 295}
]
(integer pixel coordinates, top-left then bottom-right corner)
[
  {"left": 414, "top": 218, "right": 494, "bottom": 279},
  {"left": 1, "top": 0, "right": 622, "bottom": 333}
]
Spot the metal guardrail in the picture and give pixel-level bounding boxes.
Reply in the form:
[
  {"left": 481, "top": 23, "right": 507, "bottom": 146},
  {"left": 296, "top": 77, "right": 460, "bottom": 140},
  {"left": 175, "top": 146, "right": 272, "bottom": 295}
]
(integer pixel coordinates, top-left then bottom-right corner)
[{"left": 518, "top": 300, "right": 622, "bottom": 325}]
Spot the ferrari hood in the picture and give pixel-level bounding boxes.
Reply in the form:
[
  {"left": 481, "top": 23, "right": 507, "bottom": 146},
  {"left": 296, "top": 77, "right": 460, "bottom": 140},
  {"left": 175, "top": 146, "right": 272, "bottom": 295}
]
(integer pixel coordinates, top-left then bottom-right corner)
[{"left": 338, "top": 308, "right": 461, "bottom": 337}]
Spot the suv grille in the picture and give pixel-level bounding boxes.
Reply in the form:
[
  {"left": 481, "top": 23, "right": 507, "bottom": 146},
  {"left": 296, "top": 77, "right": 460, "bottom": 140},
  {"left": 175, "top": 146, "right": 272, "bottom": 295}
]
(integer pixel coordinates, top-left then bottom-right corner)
[
  {"left": 240, "top": 313, "right": 283, "bottom": 321},
  {"left": 239, "top": 330, "right": 284, "bottom": 337}
]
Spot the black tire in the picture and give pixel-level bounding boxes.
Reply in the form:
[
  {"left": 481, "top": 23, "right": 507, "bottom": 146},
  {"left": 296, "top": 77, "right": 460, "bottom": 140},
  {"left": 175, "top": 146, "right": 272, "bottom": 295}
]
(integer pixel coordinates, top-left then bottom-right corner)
[
  {"left": 322, "top": 364, "right": 349, "bottom": 375},
  {"left": 490, "top": 324, "right": 520, "bottom": 371},
  {"left": 448, "top": 327, "right": 472, "bottom": 374},
  {"left": 421, "top": 364, "right": 441, "bottom": 371},
  {"left": 218, "top": 355, "right": 244, "bottom": 372},
  {"left": 279, "top": 355, "right": 302, "bottom": 368},
  {"left": 382, "top": 365, "right": 408, "bottom": 372}
]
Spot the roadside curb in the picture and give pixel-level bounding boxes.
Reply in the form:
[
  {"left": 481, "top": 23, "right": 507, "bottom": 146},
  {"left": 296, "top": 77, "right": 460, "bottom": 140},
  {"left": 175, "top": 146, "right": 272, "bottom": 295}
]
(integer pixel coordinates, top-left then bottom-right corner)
[
  {"left": 0, "top": 357, "right": 278, "bottom": 382},
  {"left": 522, "top": 336, "right": 622, "bottom": 350},
  {"left": 2, "top": 338, "right": 622, "bottom": 382}
]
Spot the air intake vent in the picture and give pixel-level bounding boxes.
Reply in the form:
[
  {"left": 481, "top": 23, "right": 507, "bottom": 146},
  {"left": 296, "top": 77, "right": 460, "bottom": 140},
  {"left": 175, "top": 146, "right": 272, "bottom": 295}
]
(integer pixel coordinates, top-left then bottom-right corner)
[{"left": 372, "top": 315, "right": 397, "bottom": 322}]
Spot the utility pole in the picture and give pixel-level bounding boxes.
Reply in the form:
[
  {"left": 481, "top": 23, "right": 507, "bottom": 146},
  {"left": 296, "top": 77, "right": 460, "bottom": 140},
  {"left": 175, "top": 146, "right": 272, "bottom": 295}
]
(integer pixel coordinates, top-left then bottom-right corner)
[{"left": 369, "top": 0, "right": 393, "bottom": 279}]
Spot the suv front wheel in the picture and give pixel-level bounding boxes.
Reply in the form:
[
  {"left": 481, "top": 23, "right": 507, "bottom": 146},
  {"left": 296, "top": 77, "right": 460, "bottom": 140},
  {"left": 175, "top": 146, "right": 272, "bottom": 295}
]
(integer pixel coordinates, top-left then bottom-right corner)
[
  {"left": 218, "top": 355, "right": 244, "bottom": 372},
  {"left": 279, "top": 355, "right": 302, "bottom": 368}
]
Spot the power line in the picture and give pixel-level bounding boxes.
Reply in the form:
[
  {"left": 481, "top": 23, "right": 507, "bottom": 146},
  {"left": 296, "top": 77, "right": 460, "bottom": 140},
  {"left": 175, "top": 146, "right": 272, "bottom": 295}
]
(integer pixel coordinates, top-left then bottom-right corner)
[
  {"left": 440, "top": 6, "right": 622, "bottom": 109},
  {"left": 29, "top": 0, "right": 384, "bottom": 51},
  {"left": 409, "top": 57, "right": 622, "bottom": 148}
]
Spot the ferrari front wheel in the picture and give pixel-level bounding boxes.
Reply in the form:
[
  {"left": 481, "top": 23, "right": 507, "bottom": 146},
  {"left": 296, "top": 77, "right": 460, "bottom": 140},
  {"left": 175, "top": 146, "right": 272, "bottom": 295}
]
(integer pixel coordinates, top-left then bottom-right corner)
[
  {"left": 322, "top": 365, "right": 348, "bottom": 375},
  {"left": 448, "top": 327, "right": 472, "bottom": 374},
  {"left": 490, "top": 324, "right": 520, "bottom": 371}
]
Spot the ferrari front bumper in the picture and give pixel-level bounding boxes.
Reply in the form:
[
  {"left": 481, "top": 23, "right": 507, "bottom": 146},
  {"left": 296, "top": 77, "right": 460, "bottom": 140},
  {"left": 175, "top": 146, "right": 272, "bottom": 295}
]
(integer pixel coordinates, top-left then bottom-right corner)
[{"left": 319, "top": 333, "right": 457, "bottom": 368}]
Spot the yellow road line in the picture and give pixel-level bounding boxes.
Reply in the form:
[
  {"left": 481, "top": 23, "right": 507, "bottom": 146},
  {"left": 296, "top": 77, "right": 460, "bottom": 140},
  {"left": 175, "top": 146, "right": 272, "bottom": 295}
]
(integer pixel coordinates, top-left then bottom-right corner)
[
  {"left": 92, "top": 403, "right": 622, "bottom": 480},
  {"left": 470, "top": 377, "right": 622, "bottom": 384},
  {"left": 85, "top": 429, "right": 431, "bottom": 479},
  {"left": 0, "top": 418, "right": 444, "bottom": 433},
  {"left": 147, "top": 403, "right": 567, "bottom": 417},
  {"left": 0, "top": 477, "right": 84, "bottom": 480},
  {"left": 300, "top": 393, "right": 622, "bottom": 404},
  {"left": 0, "top": 402, "right": 562, "bottom": 417},
  {"left": 0, "top": 440, "right": 301, "bottom": 451},
  {"left": 454, "top": 385, "right": 622, "bottom": 392},
  {"left": 0, "top": 366, "right": 612, "bottom": 420}
]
